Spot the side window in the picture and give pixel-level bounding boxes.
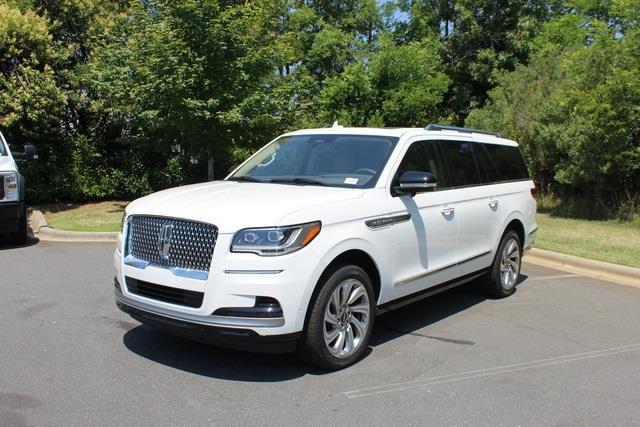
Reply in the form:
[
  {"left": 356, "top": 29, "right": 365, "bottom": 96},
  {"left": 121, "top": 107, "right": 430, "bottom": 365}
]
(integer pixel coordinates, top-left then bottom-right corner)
[
  {"left": 439, "top": 141, "right": 482, "bottom": 187},
  {"left": 473, "top": 143, "right": 499, "bottom": 183},
  {"left": 483, "top": 144, "right": 529, "bottom": 181},
  {"left": 395, "top": 141, "right": 447, "bottom": 188}
]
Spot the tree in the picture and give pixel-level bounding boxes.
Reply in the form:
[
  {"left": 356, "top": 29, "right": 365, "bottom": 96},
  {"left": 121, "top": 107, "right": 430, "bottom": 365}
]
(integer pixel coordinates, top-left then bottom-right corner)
[
  {"left": 86, "top": 0, "right": 296, "bottom": 181},
  {"left": 0, "top": 0, "right": 134, "bottom": 201},
  {"left": 398, "top": 0, "right": 561, "bottom": 123},
  {"left": 316, "top": 34, "right": 449, "bottom": 127},
  {"left": 466, "top": 3, "right": 640, "bottom": 217}
]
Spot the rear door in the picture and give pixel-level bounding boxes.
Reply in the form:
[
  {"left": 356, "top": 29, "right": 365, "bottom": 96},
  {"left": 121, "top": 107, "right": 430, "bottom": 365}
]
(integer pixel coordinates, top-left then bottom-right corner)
[{"left": 439, "top": 140, "right": 498, "bottom": 275}]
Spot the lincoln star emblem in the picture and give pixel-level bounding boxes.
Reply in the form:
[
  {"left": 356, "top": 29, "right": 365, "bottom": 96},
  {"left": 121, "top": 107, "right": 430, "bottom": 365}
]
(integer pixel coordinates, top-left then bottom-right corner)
[{"left": 157, "top": 224, "right": 174, "bottom": 259}]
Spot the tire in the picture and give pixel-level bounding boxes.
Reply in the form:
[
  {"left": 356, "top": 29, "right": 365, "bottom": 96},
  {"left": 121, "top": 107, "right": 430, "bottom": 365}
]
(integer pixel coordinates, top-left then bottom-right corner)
[
  {"left": 297, "top": 265, "right": 375, "bottom": 371},
  {"left": 11, "top": 206, "right": 28, "bottom": 245},
  {"left": 482, "top": 230, "right": 522, "bottom": 298}
]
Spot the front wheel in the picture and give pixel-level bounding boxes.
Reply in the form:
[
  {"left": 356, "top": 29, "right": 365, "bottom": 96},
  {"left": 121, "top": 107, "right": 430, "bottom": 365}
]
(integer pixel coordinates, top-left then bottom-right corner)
[
  {"left": 482, "top": 230, "right": 522, "bottom": 298},
  {"left": 297, "top": 265, "right": 375, "bottom": 370}
]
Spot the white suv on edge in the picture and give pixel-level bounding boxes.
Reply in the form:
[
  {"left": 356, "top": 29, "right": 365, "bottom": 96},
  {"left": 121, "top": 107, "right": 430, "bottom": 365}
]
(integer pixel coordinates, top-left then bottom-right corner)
[{"left": 114, "top": 124, "right": 537, "bottom": 370}]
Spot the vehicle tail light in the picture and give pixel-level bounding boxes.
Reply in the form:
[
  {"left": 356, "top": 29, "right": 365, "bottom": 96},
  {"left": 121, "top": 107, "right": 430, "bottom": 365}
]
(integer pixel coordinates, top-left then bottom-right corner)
[{"left": 530, "top": 186, "right": 538, "bottom": 198}]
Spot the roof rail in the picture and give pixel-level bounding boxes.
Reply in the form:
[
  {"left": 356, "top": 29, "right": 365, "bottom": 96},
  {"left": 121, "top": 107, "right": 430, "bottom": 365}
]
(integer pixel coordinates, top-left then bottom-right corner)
[{"left": 425, "top": 123, "right": 502, "bottom": 138}]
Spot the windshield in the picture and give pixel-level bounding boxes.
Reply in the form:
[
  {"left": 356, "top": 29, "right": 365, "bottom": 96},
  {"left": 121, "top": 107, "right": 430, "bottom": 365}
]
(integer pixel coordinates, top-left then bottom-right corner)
[{"left": 229, "top": 134, "right": 398, "bottom": 188}]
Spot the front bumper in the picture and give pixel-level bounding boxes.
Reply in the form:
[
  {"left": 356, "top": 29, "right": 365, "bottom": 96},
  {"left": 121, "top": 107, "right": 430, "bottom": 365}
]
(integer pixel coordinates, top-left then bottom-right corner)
[
  {"left": 114, "top": 283, "right": 284, "bottom": 328},
  {"left": 115, "top": 286, "right": 299, "bottom": 353},
  {"left": 114, "top": 229, "right": 323, "bottom": 337},
  {"left": 0, "top": 201, "right": 23, "bottom": 233}
]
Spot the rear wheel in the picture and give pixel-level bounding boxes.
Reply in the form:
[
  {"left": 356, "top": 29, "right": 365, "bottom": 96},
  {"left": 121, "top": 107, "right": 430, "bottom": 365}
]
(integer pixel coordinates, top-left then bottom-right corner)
[
  {"left": 483, "top": 230, "right": 521, "bottom": 298},
  {"left": 11, "top": 206, "right": 28, "bottom": 245},
  {"left": 298, "top": 265, "right": 375, "bottom": 370}
]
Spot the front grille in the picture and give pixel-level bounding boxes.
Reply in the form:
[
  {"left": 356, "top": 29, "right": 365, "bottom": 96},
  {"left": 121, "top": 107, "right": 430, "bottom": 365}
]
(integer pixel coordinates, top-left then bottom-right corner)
[
  {"left": 125, "top": 277, "right": 204, "bottom": 308},
  {"left": 126, "top": 215, "right": 218, "bottom": 277}
]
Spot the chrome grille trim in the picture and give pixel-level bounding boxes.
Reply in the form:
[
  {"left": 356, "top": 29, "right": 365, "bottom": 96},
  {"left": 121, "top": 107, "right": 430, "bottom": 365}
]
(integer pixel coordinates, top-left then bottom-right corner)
[{"left": 124, "top": 215, "right": 218, "bottom": 280}]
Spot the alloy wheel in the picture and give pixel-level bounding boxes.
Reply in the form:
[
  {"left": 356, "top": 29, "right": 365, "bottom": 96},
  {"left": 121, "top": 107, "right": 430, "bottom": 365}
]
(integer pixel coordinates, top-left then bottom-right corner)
[
  {"left": 323, "top": 279, "right": 371, "bottom": 358},
  {"left": 500, "top": 237, "right": 520, "bottom": 290}
]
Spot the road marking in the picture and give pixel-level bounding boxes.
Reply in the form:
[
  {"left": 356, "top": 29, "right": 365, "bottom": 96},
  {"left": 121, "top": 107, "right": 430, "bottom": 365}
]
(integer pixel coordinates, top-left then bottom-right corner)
[
  {"left": 343, "top": 343, "right": 640, "bottom": 399},
  {"left": 525, "top": 274, "right": 581, "bottom": 282}
]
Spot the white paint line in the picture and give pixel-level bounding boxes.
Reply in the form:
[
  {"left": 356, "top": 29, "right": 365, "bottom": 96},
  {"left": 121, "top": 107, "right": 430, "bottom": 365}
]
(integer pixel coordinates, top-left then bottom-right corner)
[
  {"left": 524, "top": 274, "right": 581, "bottom": 282},
  {"left": 344, "top": 343, "right": 640, "bottom": 399}
]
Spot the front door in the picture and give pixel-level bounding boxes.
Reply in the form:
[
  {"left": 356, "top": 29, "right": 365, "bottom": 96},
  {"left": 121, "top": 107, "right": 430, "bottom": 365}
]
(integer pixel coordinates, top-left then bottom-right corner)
[{"left": 387, "top": 139, "right": 459, "bottom": 301}]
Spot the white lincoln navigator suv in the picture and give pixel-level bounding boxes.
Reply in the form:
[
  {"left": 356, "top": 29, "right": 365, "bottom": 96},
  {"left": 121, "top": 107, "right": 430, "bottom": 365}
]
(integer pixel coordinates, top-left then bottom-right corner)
[{"left": 114, "top": 124, "right": 537, "bottom": 370}]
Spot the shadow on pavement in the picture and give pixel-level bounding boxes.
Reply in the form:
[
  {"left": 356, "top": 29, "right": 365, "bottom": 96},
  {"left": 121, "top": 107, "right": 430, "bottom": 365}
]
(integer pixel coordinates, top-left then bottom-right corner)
[
  {"left": 122, "top": 275, "right": 529, "bottom": 380},
  {"left": 0, "top": 235, "right": 39, "bottom": 250},
  {"left": 371, "top": 275, "right": 528, "bottom": 347},
  {"left": 123, "top": 325, "right": 318, "bottom": 381}
]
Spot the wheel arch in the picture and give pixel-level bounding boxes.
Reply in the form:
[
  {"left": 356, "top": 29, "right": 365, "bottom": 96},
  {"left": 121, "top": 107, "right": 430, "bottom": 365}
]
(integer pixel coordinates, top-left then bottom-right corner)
[
  {"left": 501, "top": 214, "right": 526, "bottom": 249},
  {"left": 302, "top": 247, "right": 382, "bottom": 332}
]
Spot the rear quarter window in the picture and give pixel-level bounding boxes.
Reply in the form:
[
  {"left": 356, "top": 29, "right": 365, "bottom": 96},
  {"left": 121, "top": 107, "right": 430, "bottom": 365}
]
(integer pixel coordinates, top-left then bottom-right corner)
[{"left": 483, "top": 143, "right": 529, "bottom": 181}]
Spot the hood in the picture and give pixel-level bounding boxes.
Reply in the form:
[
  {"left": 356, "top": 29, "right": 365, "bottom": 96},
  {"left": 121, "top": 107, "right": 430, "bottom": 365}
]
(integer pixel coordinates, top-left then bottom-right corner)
[
  {"left": 127, "top": 181, "right": 364, "bottom": 233},
  {"left": 0, "top": 155, "right": 16, "bottom": 173}
]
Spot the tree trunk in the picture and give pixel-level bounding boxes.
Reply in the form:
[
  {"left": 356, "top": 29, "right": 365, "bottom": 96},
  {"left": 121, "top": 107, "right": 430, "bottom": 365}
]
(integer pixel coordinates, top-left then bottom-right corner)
[{"left": 207, "top": 148, "right": 215, "bottom": 181}]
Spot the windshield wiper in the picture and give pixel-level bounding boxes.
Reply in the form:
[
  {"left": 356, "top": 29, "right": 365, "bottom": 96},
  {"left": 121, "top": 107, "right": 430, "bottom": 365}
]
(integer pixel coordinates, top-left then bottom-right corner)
[
  {"left": 270, "top": 177, "right": 328, "bottom": 186},
  {"left": 228, "top": 176, "right": 264, "bottom": 183}
]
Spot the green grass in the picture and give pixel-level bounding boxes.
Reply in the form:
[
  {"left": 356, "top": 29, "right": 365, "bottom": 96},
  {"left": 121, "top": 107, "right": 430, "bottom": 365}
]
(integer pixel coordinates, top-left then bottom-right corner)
[
  {"left": 536, "top": 213, "right": 640, "bottom": 268},
  {"left": 41, "top": 201, "right": 127, "bottom": 232}
]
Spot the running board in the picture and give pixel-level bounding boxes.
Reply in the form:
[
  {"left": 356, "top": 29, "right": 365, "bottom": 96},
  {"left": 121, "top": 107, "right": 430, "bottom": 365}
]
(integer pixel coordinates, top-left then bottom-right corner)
[{"left": 376, "top": 269, "right": 489, "bottom": 315}]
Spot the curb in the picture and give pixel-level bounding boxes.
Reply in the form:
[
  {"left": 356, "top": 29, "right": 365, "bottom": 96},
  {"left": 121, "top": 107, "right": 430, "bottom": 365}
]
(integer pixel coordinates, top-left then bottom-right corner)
[
  {"left": 524, "top": 248, "right": 640, "bottom": 288},
  {"left": 29, "top": 210, "right": 119, "bottom": 243}
]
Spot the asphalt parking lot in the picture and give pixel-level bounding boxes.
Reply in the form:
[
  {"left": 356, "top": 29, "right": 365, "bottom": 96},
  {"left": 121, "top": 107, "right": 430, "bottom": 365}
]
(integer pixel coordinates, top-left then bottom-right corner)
[{"left": 2, "top": 238, "right": 640, "bottom": 426}]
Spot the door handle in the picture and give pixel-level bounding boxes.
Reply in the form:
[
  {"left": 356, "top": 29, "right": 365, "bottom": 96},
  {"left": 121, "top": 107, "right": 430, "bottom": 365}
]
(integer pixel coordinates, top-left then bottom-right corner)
[
  {"left": 488, "top": 199, "right": 499, "bottom": 208},
  {"left": 441, "top": 206, "right": 455, "bottom": 215}
]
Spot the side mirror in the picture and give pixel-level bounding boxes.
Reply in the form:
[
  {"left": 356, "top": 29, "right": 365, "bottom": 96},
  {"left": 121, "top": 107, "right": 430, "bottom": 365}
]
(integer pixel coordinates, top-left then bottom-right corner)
[
  {"left": 24, "top": 144, "right": 38, "bottom": 161},
  {"left": 12, "top": 144, "right": 38, "bottom": 162},
  {"left": 394, "top": 171, "right": 437, "bottom": 196}
]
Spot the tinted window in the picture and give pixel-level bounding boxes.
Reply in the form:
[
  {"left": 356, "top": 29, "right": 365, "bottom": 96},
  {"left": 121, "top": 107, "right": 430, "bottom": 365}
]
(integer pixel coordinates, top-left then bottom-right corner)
[
  {"left": 439, "top": 141, "right": 482, "bottom": 187},
  {"left": 473, "top": 144, "right": 499, "bottom": 183},
  {"left": 395, "top": 141, "right": 447, "bottom": 188},
  {"left": 483, "top": 143, "right": 529, "bottom": 181}
]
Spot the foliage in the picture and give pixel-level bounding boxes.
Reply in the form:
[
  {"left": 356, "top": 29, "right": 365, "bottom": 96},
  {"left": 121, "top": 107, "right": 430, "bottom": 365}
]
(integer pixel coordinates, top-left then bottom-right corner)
[
  {"left": 0, "top": 0, "right": 637, "bottom": 217},
  {"left": 316, "top": 35, "right": 449, "bottom": 126},
  {"left": 396, "top": 0, "right": 561, "bottom": 122},
  {"left": 466, "top": 3, "right": 640, "bottom": 217}
]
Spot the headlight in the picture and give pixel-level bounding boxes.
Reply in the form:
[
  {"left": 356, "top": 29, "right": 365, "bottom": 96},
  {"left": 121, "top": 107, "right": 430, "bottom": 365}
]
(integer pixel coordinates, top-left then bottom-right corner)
[
  {"left": 2, "top": 172, "right": 19, "bottom": 201},
  {"left": 231, "top": 221, "right": 321, "bottom": 256}
]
